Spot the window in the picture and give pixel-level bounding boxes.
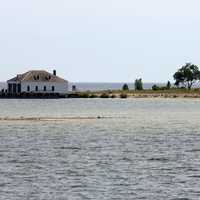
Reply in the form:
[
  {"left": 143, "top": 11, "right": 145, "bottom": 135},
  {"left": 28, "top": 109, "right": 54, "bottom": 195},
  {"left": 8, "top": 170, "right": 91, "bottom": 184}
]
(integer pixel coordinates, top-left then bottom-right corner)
[
  {"left": 52, "top": 86, "right": 55, "bottom": 92},
  {"left": 13, "top": 84, "right": 16, "bottom": 93},
  {"left": 35, "top": 86, "right": 38, "bottom": 91},
  {"left": 44, "top": 86, "right": 46, "bottom": 91},
  {"left": 17, "top": 84, "right": 21, "bottom": 93},
  {"left": 8, "top": 84, "right": 12, "bottom": 93},
  {"left": 27, "top": 86, "right": 30, "bottom": 92}
]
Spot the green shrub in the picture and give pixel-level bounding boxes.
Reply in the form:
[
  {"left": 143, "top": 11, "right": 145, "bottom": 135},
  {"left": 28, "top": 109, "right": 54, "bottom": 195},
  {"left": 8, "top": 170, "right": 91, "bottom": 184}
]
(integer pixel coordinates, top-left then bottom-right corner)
[
  {"left": 79, "top": 93, "right": 90, "bottom": 98},
  {"left": 122, "top": 83, "right": 129, "bottom": 91},
  {"left": 152, "top": 85, "right": 160, "bottom": 91},
  {"left": 152, "top": 85, "right": 168, "bottom": 91}
]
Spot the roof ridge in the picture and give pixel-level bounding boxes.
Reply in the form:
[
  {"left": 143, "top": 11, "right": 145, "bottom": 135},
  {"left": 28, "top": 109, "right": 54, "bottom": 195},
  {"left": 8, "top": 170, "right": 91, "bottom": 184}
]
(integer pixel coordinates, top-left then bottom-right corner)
[
  {"left": 8, "top": 70, "right": 68, "bottom": 83},
  {"left": 21, "top": 71, "right": 32, "bottom": 82}
]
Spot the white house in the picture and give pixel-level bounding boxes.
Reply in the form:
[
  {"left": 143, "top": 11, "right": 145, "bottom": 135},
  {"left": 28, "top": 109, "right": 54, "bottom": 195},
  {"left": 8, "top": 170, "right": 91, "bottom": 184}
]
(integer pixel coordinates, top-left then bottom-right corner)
[{"left": 7, "top": 70, "right": 68, "bottom": 94}]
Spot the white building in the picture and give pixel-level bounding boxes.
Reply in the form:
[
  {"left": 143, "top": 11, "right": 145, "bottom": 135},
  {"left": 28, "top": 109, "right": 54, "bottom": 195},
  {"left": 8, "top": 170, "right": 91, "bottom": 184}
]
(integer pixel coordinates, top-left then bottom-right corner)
[{"left": 7, "top": 70, "right": 68, "bottom": 94}]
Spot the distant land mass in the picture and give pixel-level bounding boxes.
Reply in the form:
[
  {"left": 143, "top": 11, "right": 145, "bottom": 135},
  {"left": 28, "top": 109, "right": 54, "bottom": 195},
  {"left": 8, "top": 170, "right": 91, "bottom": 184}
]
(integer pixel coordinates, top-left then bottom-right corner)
[{"left": 0, "top": 82, "right": 6, "bottom": 90}]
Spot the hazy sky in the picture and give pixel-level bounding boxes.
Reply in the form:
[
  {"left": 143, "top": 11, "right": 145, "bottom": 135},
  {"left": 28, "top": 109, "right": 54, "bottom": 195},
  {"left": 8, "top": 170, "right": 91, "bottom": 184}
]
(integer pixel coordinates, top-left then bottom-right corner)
[{"left": 1, "top": 0, "right": 200, "bottom": 82}]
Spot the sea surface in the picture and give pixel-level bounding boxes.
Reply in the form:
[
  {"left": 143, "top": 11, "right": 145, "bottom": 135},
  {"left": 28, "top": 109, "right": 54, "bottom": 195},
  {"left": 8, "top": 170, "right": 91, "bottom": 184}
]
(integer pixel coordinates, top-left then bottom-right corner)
[
  {"left": 0, "top": 98, "right": 200, "bottom": 199},
  {"left": 0, "top": 82, "right": 165, "bottom": 91},
  {"left": 68, "top": 82, "right": 165, "bottom": 91}
]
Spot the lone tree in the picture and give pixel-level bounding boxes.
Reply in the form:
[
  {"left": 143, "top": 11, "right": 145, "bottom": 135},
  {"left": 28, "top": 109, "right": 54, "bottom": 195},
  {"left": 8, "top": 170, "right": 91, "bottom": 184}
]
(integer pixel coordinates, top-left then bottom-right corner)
[
  {"left": 166, "top": 81, "right": 171, "bottom": 90},
  {"left": 135, "top": 78, "right": 143, "bottom": 90},
  {"left": 122, "top": 83, "right": 129, "bottom": 91},
  {"left": 173, "top": 63, "right": 200, "bottom": 89}
]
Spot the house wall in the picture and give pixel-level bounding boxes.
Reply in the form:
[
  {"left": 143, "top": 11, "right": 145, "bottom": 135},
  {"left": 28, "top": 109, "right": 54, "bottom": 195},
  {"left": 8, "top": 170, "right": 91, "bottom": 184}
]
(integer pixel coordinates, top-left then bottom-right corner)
[{"left": 21, "top": 82, "right": 68, "bottom": 94}]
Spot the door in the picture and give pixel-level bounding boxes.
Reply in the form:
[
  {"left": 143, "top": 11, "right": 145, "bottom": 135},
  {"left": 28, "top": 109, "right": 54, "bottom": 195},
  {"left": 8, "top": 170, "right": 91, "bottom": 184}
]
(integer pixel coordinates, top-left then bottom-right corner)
[{"left": 17, "top": 84, "right": 21, "bottom": 93}]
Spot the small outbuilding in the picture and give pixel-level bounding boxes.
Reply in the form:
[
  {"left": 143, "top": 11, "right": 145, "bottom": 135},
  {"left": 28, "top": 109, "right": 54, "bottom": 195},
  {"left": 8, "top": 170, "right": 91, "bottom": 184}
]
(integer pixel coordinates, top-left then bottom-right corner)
[{"left": 7, "top": 70, "right": 68, "bottom": 94}]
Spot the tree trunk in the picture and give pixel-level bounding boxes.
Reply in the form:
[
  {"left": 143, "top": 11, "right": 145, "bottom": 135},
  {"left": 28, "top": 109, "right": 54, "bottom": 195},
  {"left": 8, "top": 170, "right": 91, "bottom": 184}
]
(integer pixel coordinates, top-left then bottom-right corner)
[{"left": 187, "top": 81, "right": 192, "bottom": 90}]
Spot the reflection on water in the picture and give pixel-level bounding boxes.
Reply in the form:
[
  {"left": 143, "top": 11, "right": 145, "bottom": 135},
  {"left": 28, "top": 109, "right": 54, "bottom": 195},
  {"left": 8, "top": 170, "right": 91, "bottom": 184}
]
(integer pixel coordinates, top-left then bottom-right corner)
[{"left": 0, "top": 98, "right": 200, "bottom": 199}]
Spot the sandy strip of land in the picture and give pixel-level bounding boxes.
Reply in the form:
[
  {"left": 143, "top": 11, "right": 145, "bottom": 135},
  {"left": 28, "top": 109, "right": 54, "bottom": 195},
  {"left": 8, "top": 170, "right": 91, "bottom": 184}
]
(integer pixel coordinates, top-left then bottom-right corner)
[
  {"left": 71, "top": 90, "right": 200, "bottom": 98},
  {"left": 0, "top": 116, "right": 116, "bottom": 122},
  {"left": 107, "top": 93, "right": 200, "bottom": 98}
]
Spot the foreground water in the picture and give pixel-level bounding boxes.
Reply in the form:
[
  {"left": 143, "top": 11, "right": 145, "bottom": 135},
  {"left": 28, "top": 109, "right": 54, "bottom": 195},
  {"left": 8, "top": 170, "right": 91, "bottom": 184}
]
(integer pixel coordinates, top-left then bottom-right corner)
[{"left": 0, "top": 99, "right": 200, "bottom": 200}]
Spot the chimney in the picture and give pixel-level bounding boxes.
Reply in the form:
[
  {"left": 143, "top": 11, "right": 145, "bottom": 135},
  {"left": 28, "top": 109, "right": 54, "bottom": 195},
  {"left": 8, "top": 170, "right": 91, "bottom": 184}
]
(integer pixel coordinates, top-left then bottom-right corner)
[{"left": 53, "top": 70, "right": 56, "bottom": 76}]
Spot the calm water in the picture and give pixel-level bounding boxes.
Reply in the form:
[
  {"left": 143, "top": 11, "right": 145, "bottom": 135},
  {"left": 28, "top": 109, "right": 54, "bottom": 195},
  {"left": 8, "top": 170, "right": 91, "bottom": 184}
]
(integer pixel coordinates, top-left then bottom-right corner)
[
  {"left": 0, "top": 82, "right": 166, "bottom": 91},
  {"left": 68, "top": 82, "right": 166, "bottom": 91},
  {"left": 0, "top": 98, "right": 200, "bottom": 199}
]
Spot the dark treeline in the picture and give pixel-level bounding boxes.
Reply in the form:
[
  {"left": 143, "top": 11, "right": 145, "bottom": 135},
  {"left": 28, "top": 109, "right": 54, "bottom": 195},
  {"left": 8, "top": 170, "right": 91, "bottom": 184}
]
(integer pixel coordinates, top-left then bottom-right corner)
[{"left": 0, "top": 92, "right": 65, "bottom": 99}]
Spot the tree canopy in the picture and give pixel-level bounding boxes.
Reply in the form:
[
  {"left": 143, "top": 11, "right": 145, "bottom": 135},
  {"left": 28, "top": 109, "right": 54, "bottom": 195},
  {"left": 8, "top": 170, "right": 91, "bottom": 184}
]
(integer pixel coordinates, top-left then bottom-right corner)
[
  {"left": 135, "top": 78, "right": 143, "bottom": 90},
  {"left": 173, "top": 63, "right": 200, "bottom": 89}
]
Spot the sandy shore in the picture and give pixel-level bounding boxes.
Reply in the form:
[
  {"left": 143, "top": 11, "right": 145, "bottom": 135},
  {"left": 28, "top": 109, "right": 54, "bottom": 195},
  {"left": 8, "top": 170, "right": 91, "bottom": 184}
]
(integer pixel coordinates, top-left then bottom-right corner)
[
  {"left": 71, "top": 90, "right": 200, "bottom": 98},
  {"left": 121, "top": 93, "right": 200, "bottom": 98}
]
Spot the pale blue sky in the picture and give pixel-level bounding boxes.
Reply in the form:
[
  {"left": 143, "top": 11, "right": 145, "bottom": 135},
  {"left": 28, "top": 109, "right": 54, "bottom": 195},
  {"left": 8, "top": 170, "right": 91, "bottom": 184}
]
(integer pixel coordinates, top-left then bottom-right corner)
[{"left": 0, "top": 0, "right": 200, "bottom": 82}]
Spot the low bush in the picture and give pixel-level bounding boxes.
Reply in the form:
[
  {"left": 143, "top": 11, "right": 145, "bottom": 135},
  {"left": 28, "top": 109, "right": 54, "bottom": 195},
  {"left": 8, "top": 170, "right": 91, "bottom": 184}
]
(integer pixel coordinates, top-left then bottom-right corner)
[
  {"left": 152, "top": 85, "right": 160, "bottom": 91},
  {"left": 120, "top": 93, "right": 128, "bottom": 98},
  {"left": 79, "top": 93, "right": 90, "bottom": 98},
  {"left": 89, "top": 94, "right": 98, "bottom": 98},
  {"left": 100, "top": 93, "right": 110, "bottom": 98},
  {"left": 122, "top": 84, "right": 129, "bottom": 91},
  {"left": 152, "top": 85, "right": 168, "bottom": 91},
  {"left": 110, "top": 94, "right": 117, "bottom": 98}
]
